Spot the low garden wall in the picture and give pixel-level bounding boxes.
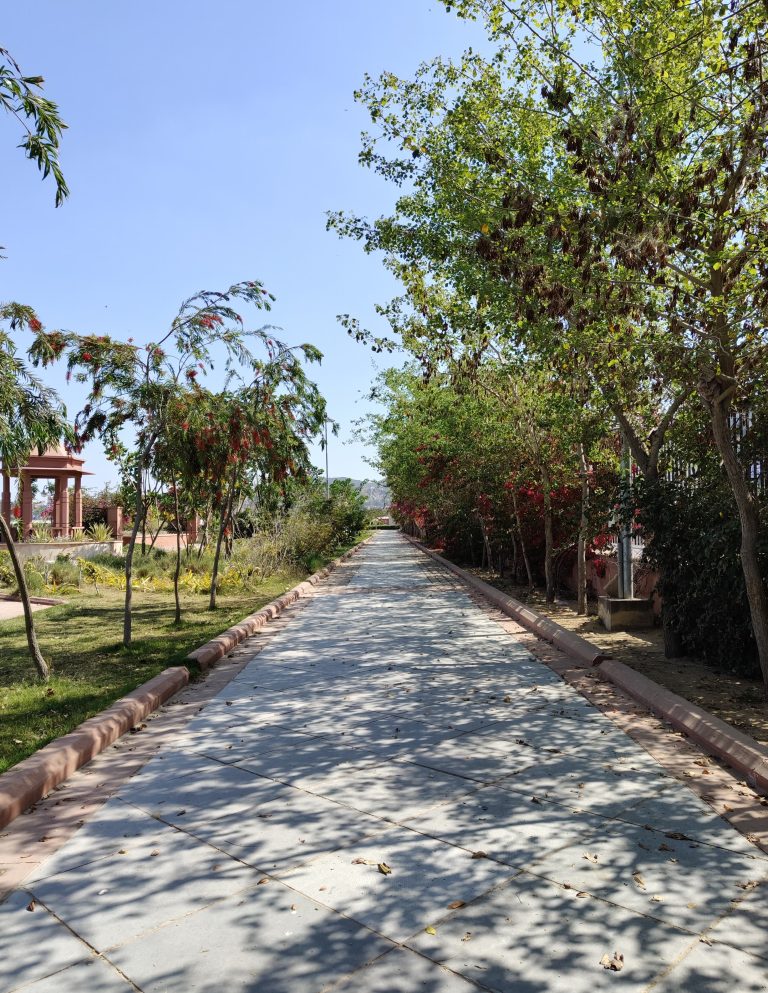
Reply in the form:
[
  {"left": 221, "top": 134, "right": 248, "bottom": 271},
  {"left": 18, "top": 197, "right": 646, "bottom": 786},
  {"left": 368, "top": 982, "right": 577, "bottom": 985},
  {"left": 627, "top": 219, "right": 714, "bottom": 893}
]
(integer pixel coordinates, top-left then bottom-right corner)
[{"left": 1, "top": 540, "right": 123, "bottom": 563}]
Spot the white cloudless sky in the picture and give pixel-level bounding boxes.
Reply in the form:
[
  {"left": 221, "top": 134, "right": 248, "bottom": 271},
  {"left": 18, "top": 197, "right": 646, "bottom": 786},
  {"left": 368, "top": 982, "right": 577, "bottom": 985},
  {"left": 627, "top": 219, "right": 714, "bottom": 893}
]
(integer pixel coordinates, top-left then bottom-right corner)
[{"left": 2, "top": 2, "right": 485, "bottom": 489}]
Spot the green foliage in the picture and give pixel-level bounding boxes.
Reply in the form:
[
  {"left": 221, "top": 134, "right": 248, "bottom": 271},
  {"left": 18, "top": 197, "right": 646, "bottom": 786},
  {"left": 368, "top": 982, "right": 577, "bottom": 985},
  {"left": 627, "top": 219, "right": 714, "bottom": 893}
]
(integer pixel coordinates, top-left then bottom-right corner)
[
  {"left": 85, "top": 522, "right": 114, "bottom": 542},
  {"left": 638, "top": 475, "right": 766, "bottom": 678},
  {"left": 0, "top": 47, "right": 68, "bottom": 208},
  {"left": 0, "top": 551, "right": 14, "bottom": 587},
  {"left": 47, "top": 554, "right": 80, "bottom": 588},
  {"left": 29, "top": 522, "right": 52, "bottom": 542}
]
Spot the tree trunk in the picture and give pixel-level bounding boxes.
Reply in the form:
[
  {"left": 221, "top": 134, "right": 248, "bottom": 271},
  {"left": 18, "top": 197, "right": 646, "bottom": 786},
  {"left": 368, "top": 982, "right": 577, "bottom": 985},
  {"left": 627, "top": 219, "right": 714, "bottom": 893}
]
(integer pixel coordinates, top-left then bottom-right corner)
[
  {"left": 123, "top": 439, "right": 156, "bottom": 648},
  {"left": 708, "top": 392, "right": 768, "bottom": 697},
  {"left": 511, "top": 488, "right": 534, "bottom": 590},
  {"left": 577, "top": 443, "right": 590, "bottom": 615},
  {"left": 0, "top": 513, "right": 49, "bottom": 680},
  {"left": 541, "top": 464, "right": 555, "bottom": 603},
  {"left": 123, "top": 469, "right": 144, "bottom": 647},
  {"left": 208, "top": 469, "right": 236, "bottom": 610},
  {"left": 172, "top": 477, "right": 182, "bottom": 625}
]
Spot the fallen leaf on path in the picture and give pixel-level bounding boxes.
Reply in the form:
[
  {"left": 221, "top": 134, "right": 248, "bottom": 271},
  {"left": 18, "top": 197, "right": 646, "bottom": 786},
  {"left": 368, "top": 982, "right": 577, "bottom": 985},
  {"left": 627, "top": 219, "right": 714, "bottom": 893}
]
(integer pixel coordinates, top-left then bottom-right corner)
[
  {"left": 471, "top": 851, "right": 488, "bottom": 859},
  {"left": 599, "top": 952, "right": 624, "bottom": 972},
  {"left": 257, "top": 877, "right": 269, "bottom": 885},
  {"left": 658, "top": 843, "right": 674, "bottom": 852},
  {"left": 632, "top": 871, "right": 647, "bottom": 891},
  {"left": 530, "top": 796, "right": 542, "bottom": 805},
  {"left": 378, "top": 862, "right": 392, "bottom": 875},
  {"left": 149, "top": 850, "right": 160, "bottom": 857},
  {"left": 582, "top": 852, "right": 599, "bottom": 864},
  {"left": 737, "top": 881, "right": 758, "bottom": 892},
  {"left": 665, "top": 832, "right": 692, "bottom": 841},
  {"left": 448, "top": 900, "right": 466, "bottom": 910},
  {"left": 425, "top": 926, "right": 437, "bottom": 935},
  {"left": 576, "top": 891, "right": 589, "bottom": 898},
  {"left": 351, "top": 858, "right": 376, "bottom": 866},
  {"left": 461, "top": 932, "right": 472, "bottom": 941},
  {"left": 26, "top": 900, "right": 35, "bottom": 912}
]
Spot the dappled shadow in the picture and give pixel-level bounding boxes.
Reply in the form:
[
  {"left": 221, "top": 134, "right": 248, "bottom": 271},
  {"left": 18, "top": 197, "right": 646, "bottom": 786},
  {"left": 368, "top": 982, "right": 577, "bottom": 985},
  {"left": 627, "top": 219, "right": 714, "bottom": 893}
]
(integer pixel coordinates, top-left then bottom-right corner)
[{"left": 5, "top": 532, "right": 768, "bottom": 992}]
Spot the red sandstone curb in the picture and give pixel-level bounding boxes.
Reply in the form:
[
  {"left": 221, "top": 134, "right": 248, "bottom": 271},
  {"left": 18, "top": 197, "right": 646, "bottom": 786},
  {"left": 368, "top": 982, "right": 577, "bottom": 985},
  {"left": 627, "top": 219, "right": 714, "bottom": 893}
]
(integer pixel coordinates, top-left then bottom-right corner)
[
  {"left": 405, "top": 536, "right": 608, "bottom": 667},
  {"left": 405, "top": 534, "right": 768, "bottom": 796},
  {"left": 187, "top": 535, "right": 373, "bottom": 671},
  {"left": 599, "top": 659, "right": 768, "bottom": 794},
  {"left": 1, "top": 594, "right": 64, "bottom": 606},
  {"left": 0, "top": 666, "right": 189, "bottom": 830}
]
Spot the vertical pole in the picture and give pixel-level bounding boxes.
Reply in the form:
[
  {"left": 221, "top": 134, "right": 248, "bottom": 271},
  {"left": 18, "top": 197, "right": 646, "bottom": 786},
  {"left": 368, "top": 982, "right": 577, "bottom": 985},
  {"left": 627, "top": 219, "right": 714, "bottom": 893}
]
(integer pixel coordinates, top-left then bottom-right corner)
[
  {"left": 324, "top": 418, "right": 330, "bottom": 500},
  {"left": 74, "top": 476, "right": 83, "bottom": 533},
  {"left": 21, "top": 473, "right": 33, "bottom": 540}
]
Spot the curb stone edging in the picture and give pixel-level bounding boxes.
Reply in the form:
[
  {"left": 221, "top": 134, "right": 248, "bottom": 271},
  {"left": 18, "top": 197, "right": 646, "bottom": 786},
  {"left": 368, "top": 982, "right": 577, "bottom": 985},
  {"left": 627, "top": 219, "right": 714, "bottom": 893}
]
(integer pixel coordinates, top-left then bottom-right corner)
[
  {"left": 599, "top": 659, "right": 768, "bottom": 795},
  {"left": 405, "top": 533, "right": 768, "bottom": 797},
  {"left": 404, "top": 535, "right": 608, "bottom": 667},
  {"left": 0, "top": 666, "right": 189, "bottom": 830},
  {"left": 187, "top": 535, "right": 374, "bottom": 671},
  {"left": 0, "top": 535, "right": 372, "bottom": 832}
]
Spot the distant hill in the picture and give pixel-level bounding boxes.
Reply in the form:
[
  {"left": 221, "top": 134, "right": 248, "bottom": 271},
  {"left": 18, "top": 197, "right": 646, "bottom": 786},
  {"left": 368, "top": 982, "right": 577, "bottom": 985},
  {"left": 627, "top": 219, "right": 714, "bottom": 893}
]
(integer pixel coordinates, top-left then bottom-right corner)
[{"left": 331, "top": 478, "right": 391, "bottom": 510}]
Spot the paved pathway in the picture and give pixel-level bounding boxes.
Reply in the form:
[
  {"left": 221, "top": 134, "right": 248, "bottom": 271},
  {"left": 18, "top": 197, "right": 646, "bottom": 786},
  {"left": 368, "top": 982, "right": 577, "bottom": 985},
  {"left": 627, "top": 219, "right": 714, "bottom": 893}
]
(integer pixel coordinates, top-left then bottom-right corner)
[
  {"left": 2, "top": 532, "right": 768, "bottom": 993},
  {"left": 0, "top": 599, "right": 51, "bottom": 621}
]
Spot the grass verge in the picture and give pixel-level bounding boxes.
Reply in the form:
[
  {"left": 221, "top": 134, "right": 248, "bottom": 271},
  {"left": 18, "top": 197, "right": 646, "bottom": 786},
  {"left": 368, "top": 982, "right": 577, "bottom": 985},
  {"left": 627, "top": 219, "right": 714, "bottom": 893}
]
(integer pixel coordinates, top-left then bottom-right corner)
[{"left": 0, "top": 574, "right": 304, "bottom": 774}]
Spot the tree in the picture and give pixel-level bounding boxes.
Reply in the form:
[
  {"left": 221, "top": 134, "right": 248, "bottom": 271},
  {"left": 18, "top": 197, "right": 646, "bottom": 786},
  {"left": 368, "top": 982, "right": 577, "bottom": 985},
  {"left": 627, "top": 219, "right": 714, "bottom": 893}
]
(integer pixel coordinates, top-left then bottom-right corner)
[
  {"left": 334, "top": 0, "right": 768, "bottom": 691},
  {"left": 0, "top": 304, "right": 70, "bottom": 679},
  {"left": 154, "top": 348, "right": 326, "bottom": 616},
  {"left": 32, "top": 280, "right": 323, "bottom": 645},
  {"left": 441, "top": 0, "right": 768, "bottom": 690}
]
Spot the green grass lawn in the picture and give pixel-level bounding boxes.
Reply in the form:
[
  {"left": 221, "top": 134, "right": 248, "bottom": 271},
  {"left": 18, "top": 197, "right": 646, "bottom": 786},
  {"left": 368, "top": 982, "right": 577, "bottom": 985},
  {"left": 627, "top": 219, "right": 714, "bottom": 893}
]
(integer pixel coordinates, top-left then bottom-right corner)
[{"left": 0, "top": 574, "right": 304, "bottom": 773}]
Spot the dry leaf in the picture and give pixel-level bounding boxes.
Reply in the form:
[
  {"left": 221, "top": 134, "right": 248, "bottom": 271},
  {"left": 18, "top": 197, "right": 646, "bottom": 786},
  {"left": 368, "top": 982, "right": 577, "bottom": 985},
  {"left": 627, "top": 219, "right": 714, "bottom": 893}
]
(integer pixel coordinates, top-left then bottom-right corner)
[
  {"left": 737, "top": 881, "right": 758, "bottom": 892},
  {"left": 425, "top": 926, "right": 437, "bottom": 935},
  {"left": 257, "top": 877, "right": 269, "bottom": 885},
  {"left": 650, "top": 895, "right": 664, "bottom": 903},
  {"left": 530, "top": 796, "right": 542, "bottom": 805},
  {"left": 665, "top": 832, "right": 692, "bottom": 841},
  {"left": 599, "top": 952, "right": 624, "bottom": 972},
  {"left": 149, "top": 850, "right": 160, "bottom": 857},
  {"left": 351, "top": 858, "right": 376, "bottom": 865},
  {"left": 378, "top": 862, "right": 392, "bottom": 876},
  {"left": 461, "top": 931, "right": 473, "bottom": 942},
  {"left": 658, "top": 843, "right": 674, "bottom": 852},
  {"left": 576, "top": 891, "right": 589, "bottom": 898},
  {"left": 632, "top": 871, "right": 647, "bottom": 891},
  {"left": 26, "top": 899, "right": 35, "bottom": 912},
  {"left": 700, "top": 935, "right": 713, "bottom": 945},
  {"left": 471, "top": 851, "right": 488, "bottom": 859},
  {"left": 448, "top": 900, "right": 466, "bottom": 910},
  {"left": 583, "top": 852, "right": 599, "bottom": 864}
]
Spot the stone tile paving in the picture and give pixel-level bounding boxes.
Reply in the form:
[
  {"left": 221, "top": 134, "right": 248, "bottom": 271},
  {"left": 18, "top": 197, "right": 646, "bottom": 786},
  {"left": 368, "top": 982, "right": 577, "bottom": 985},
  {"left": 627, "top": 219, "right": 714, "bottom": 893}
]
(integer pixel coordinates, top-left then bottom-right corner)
[{"left": 1, "top": 531, "right": 768, "bottom": 992}]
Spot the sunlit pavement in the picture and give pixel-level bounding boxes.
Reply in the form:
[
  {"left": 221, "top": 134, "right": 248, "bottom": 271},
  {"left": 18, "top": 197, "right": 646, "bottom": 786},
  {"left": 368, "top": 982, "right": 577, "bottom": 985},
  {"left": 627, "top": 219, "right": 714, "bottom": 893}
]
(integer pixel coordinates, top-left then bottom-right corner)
[{"left": 2, "top": 531, "right": 767, "bottom": 993}]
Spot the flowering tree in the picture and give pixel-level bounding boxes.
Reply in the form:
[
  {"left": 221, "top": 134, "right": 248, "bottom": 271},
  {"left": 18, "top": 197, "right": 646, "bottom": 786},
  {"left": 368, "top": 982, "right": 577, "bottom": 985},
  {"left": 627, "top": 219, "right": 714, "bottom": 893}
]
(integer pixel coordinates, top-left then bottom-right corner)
[
  {"left": 153, "top": 346, "right": 326, "bottom": 618},
  {"left": 32, "top": 280, "right": 321, "bottom": 645}
]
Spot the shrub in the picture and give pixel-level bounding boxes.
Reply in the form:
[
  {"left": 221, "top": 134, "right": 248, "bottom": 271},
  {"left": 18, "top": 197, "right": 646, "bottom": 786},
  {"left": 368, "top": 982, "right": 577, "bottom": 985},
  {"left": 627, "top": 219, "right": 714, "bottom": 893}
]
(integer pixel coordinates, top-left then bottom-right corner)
[
  {"left": 85, "top": 522, "right": 114, "bottom": 542},
  {"left": 30, "top": 522, "right": 53, "bottom": 542},
  {"left": 48, "top": 554, "right": 81, "bottom": 588}
]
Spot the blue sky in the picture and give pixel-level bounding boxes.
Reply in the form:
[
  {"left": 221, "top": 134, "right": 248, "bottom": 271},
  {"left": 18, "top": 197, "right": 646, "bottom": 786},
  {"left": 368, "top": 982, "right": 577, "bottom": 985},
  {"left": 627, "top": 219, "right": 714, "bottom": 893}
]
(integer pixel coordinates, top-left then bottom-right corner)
[{"left": 3, "top": 2, "right": 484, "bottom": 489}]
